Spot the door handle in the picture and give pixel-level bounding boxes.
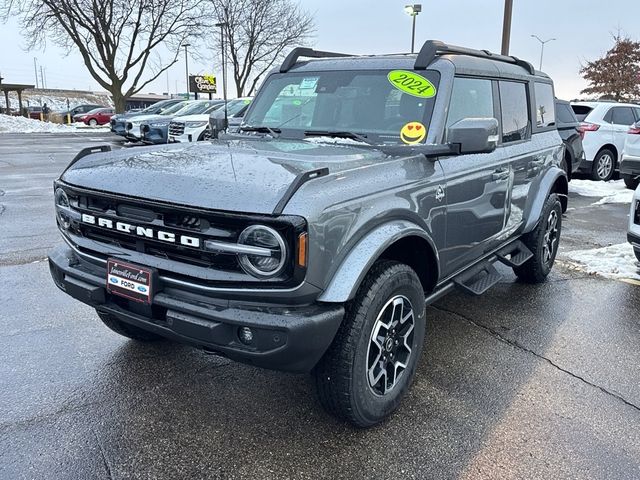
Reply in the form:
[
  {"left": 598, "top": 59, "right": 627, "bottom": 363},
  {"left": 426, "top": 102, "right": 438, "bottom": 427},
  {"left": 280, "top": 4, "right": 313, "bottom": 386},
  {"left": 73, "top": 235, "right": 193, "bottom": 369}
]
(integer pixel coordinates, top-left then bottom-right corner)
[{"left": 492, "top": 168, "right": 510, "bottom": 181}]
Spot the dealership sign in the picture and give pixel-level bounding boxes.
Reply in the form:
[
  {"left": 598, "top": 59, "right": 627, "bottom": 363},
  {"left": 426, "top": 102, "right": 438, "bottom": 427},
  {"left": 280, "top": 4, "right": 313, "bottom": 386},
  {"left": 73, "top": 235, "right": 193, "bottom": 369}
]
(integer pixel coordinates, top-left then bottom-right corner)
[{"left": 189, "top": 75, "right": 217, "bottom": 94}]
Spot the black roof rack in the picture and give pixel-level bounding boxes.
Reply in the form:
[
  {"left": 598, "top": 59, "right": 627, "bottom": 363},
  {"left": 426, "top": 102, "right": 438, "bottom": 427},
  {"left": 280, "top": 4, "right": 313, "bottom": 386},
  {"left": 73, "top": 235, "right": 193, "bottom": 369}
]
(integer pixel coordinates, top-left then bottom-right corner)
[
  {"left": 414, "top": 40, "right": 536, "bottom": 75},
  {"left": 280, "top": 47, "right": 353, "bottom": 73}
]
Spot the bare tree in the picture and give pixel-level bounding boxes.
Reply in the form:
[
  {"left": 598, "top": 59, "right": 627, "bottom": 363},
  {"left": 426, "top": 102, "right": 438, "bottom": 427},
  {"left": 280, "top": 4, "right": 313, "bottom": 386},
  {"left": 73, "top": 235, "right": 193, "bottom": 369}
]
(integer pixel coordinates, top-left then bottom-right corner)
[
  {"left": 1, "top": 0, "right": 209, "bottom": 112},
  {"left": 580, "top": 35, "right": 640, "bottom": 102},
  {"left": 210, "top": 0, "right": 315, "bottom": 97}
]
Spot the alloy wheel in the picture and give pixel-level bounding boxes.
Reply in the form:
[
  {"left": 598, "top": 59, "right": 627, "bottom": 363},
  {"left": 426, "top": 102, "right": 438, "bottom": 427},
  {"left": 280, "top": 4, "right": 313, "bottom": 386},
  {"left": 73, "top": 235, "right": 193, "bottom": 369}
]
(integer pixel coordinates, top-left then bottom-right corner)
[
  {"left": 596, "top": 153, "right": 613, "bottom": 180},
  {"left": 366, "top": 295, "right": 415, "bottom": 396}
]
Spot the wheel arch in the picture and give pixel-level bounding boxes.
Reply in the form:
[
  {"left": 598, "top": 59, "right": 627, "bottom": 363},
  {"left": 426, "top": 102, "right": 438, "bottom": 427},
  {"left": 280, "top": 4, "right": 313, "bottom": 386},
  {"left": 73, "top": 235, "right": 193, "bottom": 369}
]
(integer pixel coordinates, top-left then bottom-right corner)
[
  {"left": 522, "top": 167, "right": 568, "bottom": 234},
  {"left": 597, "top": 144, "right": 618, "bottom": 162},
  {"left": 318, "top": 221, "right": 439, "bottom": 303}
]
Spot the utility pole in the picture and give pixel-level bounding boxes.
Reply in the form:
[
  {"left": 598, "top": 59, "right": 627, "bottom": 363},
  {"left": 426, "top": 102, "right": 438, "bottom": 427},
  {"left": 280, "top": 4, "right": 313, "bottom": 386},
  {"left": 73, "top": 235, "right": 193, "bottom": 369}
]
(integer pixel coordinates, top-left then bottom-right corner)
[
  {"left": 183, "top": 44, "right": 191, "bottom": 99},
  {"left": 33, "top": 58, "right": 39, "bottom": 89},
  {"left": 215, "top": 22, "right": 229, "bottom": 128},
  {"left": 501, "top": 0, "right": 513, "bottom": 55},
  {"left": 40, "top": 66, "right": 45, "bottom": 90}
]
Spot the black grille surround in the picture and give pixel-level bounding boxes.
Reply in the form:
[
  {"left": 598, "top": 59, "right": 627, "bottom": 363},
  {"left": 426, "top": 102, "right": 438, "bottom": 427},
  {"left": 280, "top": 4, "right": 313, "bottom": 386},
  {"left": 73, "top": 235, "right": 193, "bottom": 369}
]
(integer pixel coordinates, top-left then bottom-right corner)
[{"left": 56, "top": 182, "right": 307, "bottom": 289}]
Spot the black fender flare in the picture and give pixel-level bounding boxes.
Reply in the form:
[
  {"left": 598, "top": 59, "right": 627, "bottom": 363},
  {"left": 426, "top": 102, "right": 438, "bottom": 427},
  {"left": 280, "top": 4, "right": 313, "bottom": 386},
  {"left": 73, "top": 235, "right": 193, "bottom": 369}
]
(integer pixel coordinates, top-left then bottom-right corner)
[
  {"left": 318, "top": 220, "right": 439, "bottom": 303},
  {"left": 522, "top": 166, "right": 568, "bottom": 233}
]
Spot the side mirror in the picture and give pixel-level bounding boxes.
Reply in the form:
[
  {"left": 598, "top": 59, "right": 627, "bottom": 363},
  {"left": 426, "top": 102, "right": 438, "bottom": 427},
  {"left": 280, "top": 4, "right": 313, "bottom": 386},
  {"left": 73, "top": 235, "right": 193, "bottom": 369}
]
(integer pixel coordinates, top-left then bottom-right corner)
[
  {"left": 209, "top": 116, "right": 228, "bottom": 139},
  {"left": 447, "top": 117, "right": 499, "bottom": 154}
]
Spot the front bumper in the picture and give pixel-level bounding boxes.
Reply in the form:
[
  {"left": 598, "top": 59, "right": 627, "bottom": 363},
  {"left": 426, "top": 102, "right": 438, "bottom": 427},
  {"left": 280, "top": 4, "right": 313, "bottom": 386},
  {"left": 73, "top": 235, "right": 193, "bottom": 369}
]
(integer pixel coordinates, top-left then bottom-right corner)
[
  {"left": 142, "top": 126, "right": 169, "bottom": 145},
  {"left": 125, "top": 125, "right": 142, "bottom": 140},
  {"left": 48, "top": 245, "right": 344, "bottom": 373}
]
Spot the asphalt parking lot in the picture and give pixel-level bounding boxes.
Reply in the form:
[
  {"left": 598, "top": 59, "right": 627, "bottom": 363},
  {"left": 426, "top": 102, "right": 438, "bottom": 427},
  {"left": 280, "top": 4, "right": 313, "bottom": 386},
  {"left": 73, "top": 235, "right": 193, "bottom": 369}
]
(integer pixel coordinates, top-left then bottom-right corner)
[{"left": 1, "top": 133, "right": 640, "bottom": 480}]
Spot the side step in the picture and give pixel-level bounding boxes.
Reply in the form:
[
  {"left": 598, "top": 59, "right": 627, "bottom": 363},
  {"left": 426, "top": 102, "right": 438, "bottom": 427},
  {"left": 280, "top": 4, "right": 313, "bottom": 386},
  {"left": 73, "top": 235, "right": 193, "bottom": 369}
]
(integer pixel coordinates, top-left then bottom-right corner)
[
  {"left": 454, "top": 263, "right": 502, "bottom": 296},
  {"left": 495, "top": 240, "right": 533, "bottom": 268}
]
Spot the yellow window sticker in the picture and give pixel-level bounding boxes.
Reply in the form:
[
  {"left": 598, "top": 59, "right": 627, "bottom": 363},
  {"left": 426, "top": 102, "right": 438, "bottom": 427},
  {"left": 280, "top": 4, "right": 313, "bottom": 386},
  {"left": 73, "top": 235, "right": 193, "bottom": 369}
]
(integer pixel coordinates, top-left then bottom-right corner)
[
  {"left": 400, "top": 122, "right": 426, "bottom": 144},
  {"left": 388, "top": 70, "right": 436, "bottom": 98}
]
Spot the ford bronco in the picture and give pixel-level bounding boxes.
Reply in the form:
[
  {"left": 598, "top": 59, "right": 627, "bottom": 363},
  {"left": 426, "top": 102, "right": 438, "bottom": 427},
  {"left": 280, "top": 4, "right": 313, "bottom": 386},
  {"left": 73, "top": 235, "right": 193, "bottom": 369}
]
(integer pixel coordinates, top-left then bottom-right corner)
[{"left": 49, "top": 40, "right": 567, "bottom": 427}]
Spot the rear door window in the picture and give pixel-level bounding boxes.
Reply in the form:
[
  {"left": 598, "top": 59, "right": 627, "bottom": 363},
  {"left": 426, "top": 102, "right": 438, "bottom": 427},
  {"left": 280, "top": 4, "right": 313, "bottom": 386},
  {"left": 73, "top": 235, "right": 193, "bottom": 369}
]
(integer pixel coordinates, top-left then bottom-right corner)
[
  {"left": 499, "top": 81, "right": 530, "bottom": 143},
  {"left": 571, "top": 105, "right": 593, "bottom": 122},
  {"left": 534, "top": 82, "right": 555, "bottom": 128},
  {"left": 609, "top": 107, "right": 636, "bottom": 125}
]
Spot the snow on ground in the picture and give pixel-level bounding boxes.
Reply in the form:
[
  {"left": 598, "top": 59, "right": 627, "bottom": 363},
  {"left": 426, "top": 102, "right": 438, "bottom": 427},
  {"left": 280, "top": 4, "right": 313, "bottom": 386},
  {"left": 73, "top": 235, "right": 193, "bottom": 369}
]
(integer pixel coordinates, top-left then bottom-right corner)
[
  {"left": 6, "top": 90, "right": 112, "bottom": 111},
  {"left": 0, "top": 114, "right": 76, "bottom": 133},
  {"left": 569, "top": 179, "right": 634, "bottom": 205},
  {"left": 565, "top": 243, "right": 640, "bottom": 281}
]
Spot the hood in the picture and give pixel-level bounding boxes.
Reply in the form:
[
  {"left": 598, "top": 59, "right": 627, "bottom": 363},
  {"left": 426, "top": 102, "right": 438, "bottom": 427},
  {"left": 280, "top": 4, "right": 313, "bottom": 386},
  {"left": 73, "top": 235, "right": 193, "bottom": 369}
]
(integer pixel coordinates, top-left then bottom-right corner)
[
  {"left": 173, "top": 114, "right": 208, "bottom": 122},
  {"left": 127, "top": 114, "right": 166, "bottom": 124},
  {"left": 61, "top": 138, "right": 388, "bottom": 214}
]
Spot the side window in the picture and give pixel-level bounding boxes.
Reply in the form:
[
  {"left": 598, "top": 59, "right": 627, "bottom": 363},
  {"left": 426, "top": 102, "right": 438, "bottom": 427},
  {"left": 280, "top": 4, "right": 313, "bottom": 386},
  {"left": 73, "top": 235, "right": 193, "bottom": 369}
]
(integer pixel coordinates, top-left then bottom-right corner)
[
  {"left": 634, "top": 108, "right": 640, "bottom": 123},
  {"left": 556, "top": 103, "right": 576, "bottom": 124},
  {"left": 534, "top": 82, "right": 555, "bottom": 128},
  {"left": 610, "top": 107, "right": 636, "bottom": 126},
  {"left": 499, "top": 81, "right": 530, "bottom": 143},
  {"left": 446, "top": 77, "right": 494, "bottom": 130}
]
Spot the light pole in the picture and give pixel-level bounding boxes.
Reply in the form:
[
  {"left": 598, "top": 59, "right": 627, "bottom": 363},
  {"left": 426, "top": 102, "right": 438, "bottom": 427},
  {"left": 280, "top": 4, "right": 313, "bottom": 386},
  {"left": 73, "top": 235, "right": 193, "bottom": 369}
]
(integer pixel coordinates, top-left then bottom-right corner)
[
  {"left": 501, "top": 0, "right": 513, "bottom": 55},
  {"left": 182, "top": 43, "right": 191, "bottom": 99},
  {"left": 215, "top": 22, "right": 229, "bottom": 129},
  {"left": 531, "top": 35, "right": 556, "bottom": 71},
  {"left": 404, "top": 4, "right": 422, "bottom": 54}
]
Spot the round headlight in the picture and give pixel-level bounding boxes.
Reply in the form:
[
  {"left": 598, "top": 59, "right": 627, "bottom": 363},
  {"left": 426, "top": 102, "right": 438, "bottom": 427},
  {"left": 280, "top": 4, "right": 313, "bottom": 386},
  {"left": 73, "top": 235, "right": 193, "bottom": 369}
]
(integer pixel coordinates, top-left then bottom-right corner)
[
  {"left": 55, "top": 187, "right": 69, "bottom": 207},
  {"left": 54, "top": 188, "right": 71, "bottom": 229},
  {"left": 238, "top": 225, "right": 287, "bottom": 277}
]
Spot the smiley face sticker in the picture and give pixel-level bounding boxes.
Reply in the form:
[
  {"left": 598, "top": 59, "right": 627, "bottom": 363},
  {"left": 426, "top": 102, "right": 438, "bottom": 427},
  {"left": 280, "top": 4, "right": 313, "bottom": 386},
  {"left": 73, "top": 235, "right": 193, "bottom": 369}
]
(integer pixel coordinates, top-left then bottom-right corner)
[{"left": 400, "top": 122, "right": 426, "bottom": 144}]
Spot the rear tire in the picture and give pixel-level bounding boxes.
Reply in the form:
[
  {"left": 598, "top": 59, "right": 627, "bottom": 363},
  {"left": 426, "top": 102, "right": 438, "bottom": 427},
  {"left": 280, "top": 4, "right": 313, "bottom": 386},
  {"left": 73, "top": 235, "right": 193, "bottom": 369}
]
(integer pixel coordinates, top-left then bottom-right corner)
[
  {"left": 623, "top": 174, "right": 640, "bottom": 190},
  {"left": 591, "top": 149, "right": 615, "bottom": 181},
  {"left": 514, "top": 194, "right": 562, "bottom": 283},
  {"left": 96, "top": 310, "right": 163, "bottom": 342},
  {"left": 314, "top": 260, "right": 426, "bottom": 428}
]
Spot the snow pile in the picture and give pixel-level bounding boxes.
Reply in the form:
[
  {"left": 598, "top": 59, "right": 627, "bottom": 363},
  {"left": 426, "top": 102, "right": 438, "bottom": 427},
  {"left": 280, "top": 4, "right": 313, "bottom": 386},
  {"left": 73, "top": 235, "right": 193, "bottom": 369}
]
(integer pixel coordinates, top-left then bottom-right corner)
[
  {"left": 569, "top": 179, "right": 634, "bottom": 205},
  {"left": 566, "top": 243, "right": 640, "bottom": 280},
  {"left": 304, "top": 136, "right": 369, "bottom": 146},
  {"left": 0, "top": 114, "right": 76, "bottom": 133}
]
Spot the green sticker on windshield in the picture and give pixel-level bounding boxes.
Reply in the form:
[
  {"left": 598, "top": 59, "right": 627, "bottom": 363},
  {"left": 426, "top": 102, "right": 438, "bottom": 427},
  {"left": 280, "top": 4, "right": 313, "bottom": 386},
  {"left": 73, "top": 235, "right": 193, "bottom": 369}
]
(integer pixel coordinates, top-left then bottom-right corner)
[{"left": 388, "top": 70, "right": 436, "bottom": 98}]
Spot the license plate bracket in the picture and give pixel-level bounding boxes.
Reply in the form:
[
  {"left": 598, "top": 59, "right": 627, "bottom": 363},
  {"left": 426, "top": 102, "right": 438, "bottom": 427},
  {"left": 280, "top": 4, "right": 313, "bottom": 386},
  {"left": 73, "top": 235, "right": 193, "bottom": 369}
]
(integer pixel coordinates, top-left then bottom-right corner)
[{"left": 106, "top": 258, "right": 155, "bottom": 304}]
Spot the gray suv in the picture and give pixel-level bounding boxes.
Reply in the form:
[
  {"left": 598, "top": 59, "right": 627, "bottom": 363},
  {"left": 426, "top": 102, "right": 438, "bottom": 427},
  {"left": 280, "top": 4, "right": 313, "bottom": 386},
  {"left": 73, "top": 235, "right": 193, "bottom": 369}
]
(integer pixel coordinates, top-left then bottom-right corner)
[{"left": 49, "top": 40, "right": 567, "bottom": 427}]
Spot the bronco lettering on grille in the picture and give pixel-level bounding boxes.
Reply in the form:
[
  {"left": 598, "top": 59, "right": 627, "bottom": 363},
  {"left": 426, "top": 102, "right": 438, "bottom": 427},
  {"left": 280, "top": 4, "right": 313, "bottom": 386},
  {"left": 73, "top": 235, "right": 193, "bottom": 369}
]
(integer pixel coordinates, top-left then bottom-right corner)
[{"left": 81, "top": 213, "right": 200, "bottom": 248}]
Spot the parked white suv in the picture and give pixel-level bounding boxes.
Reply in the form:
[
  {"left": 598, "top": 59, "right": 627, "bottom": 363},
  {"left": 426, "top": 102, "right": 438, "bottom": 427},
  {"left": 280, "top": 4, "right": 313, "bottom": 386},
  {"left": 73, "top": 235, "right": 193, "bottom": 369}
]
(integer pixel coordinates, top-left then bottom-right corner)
[{"left": 571, "top": 101, "right": 640, "bottom": 181}]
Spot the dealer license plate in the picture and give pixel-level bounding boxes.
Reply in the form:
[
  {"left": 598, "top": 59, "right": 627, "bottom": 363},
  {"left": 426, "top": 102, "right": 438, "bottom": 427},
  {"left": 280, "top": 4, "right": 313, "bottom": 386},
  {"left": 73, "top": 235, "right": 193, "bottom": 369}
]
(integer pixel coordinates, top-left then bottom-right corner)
[{"left": 106, "top": 259, "right": 154, "bottom": 304}]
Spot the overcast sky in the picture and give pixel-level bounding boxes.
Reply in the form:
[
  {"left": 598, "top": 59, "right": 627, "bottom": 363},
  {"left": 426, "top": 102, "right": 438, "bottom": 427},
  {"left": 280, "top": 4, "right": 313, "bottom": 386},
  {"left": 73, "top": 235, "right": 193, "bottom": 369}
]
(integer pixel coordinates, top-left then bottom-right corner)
[{"left": 0, "top": 0, "right": 638, "bottom": 100}]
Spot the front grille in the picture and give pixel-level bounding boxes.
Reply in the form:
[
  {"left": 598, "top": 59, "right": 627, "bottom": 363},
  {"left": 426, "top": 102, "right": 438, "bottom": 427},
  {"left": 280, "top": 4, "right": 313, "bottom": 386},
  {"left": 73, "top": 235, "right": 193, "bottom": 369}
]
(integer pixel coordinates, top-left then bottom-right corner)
[
  {"left": 169, "top": 121, "right": 185, "bottom": 136},
  {"left": 60, "top": 187, "right": 306, "bottom": 287}
]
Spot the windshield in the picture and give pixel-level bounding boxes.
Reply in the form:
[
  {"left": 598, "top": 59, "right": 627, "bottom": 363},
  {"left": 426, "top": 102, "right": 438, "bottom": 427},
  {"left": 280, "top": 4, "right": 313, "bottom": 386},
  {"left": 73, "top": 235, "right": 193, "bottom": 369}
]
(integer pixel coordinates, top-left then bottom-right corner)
[
  {"left": 175, "top": 100, "right": 222, "bottom": 116},
  {"left": 242, "top": 70, "right": 440, "bottom": 144},
  {"left": 159, "top": 101, "right": 189, "bottom": 115},
  {"left": 212, "top": 98, "right": 253, "bottom": 118}
]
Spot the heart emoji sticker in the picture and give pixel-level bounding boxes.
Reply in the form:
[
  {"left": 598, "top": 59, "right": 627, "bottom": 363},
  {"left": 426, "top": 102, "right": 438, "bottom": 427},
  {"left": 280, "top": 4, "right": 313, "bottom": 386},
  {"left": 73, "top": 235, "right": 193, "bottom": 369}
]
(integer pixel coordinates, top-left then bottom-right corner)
[{"left": 400, "top": 122, "right": 426, "bottom": 144}]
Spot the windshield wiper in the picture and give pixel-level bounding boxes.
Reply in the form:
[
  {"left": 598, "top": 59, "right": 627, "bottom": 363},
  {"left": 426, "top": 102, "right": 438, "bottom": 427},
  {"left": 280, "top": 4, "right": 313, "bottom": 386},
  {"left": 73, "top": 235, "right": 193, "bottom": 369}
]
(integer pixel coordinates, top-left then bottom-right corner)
[
  {"left": 239, "top": 125, "right": 281, "bottom": 138},
  {"left": 304, "top": 130, "right": 375, "bottom": 145}
]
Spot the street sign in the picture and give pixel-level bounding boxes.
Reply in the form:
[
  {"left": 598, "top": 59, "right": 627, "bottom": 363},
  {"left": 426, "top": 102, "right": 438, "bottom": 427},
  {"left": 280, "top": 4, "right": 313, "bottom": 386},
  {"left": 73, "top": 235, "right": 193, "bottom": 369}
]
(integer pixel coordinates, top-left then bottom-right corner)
[{"left": 189, "top": 75, "right": 217, "bottom": 94}]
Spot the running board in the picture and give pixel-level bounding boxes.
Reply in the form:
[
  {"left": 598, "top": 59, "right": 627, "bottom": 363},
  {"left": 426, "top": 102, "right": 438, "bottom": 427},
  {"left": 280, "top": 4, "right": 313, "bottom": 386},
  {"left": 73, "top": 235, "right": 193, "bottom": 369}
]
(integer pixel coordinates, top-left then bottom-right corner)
[
  {"left": 454, "top": 263, "right": 502, "bottom": 296},
  {"left": 495, "top": 240, "right": 533, "bottom": 268}
]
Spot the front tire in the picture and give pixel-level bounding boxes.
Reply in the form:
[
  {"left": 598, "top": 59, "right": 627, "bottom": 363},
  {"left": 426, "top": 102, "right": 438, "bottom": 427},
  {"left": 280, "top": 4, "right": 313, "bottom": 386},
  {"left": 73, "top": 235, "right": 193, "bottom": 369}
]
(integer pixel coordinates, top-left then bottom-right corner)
[
  {"left": 88, "top": 118, "right": 98, "bottom": 127},
  {"left": 591, "top": 149, "right": 616, "bottom": 181},
  {"left": 96, "top": 310, "right": 163, "bottom": 341},
  {"left": 514, "top": 194, "right": 562, "bottom": 283},
  {"left": 634, "top": 248, "right": 640, "bottom": 263},
  {"left": 623, "top": 174, "right": 639, "bottom": 190},
  {"left": 314, "top": 260, "right": 426, "bottom": 427}
]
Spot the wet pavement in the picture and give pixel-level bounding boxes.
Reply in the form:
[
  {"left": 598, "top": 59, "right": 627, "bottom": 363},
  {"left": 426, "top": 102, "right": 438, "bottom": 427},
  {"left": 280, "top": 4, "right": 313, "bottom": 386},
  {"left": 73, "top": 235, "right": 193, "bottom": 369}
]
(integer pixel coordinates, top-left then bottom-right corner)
[{"left": 1, "top": 134, "right": 639, "bottom": 479}]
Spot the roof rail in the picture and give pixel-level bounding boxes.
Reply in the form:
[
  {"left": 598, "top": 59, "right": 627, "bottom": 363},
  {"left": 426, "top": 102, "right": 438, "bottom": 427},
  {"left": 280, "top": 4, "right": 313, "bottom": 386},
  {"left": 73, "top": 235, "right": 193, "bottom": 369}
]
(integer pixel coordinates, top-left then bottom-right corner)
[
  {"left": 414, "top": 40, "right": 536, "bottom": 75},
  {"left": 280, "top": 47, "right": 353, "bottom": 73}
]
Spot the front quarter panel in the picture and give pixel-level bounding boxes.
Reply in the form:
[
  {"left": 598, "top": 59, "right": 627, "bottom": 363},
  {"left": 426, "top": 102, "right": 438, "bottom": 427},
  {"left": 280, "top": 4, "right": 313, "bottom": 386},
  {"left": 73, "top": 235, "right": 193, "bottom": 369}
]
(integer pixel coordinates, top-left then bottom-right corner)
[{"left": 283, "top": 153, "right": 446, "bottom": 301}]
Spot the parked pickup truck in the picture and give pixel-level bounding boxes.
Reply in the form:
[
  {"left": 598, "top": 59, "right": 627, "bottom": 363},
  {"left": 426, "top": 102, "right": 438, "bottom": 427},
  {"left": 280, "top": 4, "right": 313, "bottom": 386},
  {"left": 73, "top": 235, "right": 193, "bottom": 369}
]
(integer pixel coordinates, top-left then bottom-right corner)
[{"left": 49, "top": 40, "right": 567, "bottom": 427}]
